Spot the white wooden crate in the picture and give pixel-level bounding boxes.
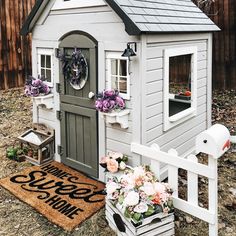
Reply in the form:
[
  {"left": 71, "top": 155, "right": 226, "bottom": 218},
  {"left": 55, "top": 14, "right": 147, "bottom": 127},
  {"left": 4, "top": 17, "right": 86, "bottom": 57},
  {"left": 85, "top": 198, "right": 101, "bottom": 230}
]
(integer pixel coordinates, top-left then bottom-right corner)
[{"left": 106, "top": 200, "right": 175, "bottom": 236}]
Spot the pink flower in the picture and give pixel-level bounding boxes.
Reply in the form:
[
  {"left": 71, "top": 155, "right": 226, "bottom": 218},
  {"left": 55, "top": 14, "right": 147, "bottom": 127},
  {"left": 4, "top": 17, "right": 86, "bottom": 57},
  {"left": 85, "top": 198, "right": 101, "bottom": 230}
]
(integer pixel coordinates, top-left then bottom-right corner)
[
  {"left": 116, "top": 96, "right": 125, "bottom": 109},
  {"left": 154, "top": 182, "right": 166, "bottom": 194},
  {"left": 32, "top": 79, "right": 43, "bottom": 87},
  {"left": 107, "top": 159, "right": 119, "bottom": 173},
  {"left": 100, "top": 156, "right": 109, "bottom": 164},
  {"left": 104, "top": 89, "right": 115, "bottom": 97}
]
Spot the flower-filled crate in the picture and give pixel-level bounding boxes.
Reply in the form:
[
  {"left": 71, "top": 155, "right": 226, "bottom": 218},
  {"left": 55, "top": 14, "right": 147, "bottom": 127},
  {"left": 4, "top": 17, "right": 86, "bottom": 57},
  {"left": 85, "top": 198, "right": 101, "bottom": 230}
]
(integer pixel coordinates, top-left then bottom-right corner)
[
  {"left": 105, "top": 166, "right": 174, "bottom": 236},
  {"left": 17, "top": 124, "right": 54, "bottom": 165},
  {"left": 95, "top": 89, "right": 129, "bottom": 129}
]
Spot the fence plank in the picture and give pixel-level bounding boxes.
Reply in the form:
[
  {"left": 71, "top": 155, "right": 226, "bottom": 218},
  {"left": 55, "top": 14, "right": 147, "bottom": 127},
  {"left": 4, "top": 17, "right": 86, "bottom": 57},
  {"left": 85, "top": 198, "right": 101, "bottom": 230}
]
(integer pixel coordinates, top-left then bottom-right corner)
[
  {"left": 187, "top": 155, "right": 198, "bottom": 206},
  {"left": 168, "top": 149, "right": 178, "bottom": 198},
  {"left": 0, "top": 0, "right": 35, "bottom": 90}
]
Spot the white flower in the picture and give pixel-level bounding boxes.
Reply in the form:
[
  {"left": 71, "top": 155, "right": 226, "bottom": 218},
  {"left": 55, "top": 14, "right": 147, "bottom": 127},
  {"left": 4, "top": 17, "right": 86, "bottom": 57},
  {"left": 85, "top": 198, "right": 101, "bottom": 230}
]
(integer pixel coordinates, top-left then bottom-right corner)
[
  {"left": 133, "top": 202, "right": 148, "bottom": 213},
  {"left": 140, "top": 182, "right": 155, "bottom": 196},
  {"left": 119, "top": 173, "right": 135, "bottom": 190},
  {"left": 106, "top": 181, "right": 120, "bottom": 195},
  {"left": 153, "top": 182, "right": 166, "bottom": 194},
  {"left": 133, "top": 166, "right": 146, "bottom": 178},
  {"left": 124, "top": 191, "right": 140, "bottom": 206},
  {"left": 119, "top": 161, "right": 126, "bottom": 170}
]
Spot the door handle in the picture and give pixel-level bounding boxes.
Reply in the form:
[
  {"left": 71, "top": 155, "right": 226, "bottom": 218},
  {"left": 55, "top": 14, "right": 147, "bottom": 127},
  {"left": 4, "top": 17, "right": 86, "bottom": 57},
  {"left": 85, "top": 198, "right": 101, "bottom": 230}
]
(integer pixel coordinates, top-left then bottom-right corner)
[{"left": 88, "top": 91, "right": 95, "bottom": 99}]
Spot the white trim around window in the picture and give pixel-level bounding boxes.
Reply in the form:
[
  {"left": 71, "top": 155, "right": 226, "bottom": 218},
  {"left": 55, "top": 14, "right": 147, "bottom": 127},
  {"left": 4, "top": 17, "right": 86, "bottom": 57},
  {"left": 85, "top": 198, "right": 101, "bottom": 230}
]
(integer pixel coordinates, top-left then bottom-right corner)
[
  {"left": 164, "top": 46, "right": 198, "bottom": 131},
  {"left": 106, "top": 52, "right": 130, "bottom": 100},
  {"left": 37, "top": 48, "right": 54, "bottom": 87}
]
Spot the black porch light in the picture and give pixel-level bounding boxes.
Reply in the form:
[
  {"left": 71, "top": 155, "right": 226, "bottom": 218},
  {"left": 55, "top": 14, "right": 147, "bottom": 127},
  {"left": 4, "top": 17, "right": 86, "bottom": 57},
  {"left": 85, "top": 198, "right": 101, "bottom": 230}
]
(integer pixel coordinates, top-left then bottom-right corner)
[{"left": 121, "top": 42, "right": 137, "bottom": 58}]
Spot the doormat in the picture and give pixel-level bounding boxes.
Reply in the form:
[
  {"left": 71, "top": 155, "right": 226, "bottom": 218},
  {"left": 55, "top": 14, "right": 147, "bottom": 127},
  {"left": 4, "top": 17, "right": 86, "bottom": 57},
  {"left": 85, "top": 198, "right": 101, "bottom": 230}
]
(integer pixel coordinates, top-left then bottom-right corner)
[{"left": 0, "top": 161, "right": 105, "bottom": 231}]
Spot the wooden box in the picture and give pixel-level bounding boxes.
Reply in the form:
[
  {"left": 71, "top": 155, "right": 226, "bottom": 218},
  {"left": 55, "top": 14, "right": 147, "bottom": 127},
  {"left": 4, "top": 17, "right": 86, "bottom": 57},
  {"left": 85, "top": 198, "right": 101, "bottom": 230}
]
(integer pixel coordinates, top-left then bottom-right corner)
[
  {"left": 17, "top": 124, "right": 54, "bottom": 165},
  {"left": 106, "top": 200, "right": 175, "bottom": 236}
]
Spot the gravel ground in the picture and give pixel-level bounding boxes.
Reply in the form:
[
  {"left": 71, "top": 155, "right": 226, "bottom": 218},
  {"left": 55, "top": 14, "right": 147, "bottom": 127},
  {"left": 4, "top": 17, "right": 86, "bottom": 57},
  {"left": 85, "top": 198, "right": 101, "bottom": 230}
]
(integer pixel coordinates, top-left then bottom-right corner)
[{"left": 0, "top": 88, "right": 235, "bottom": 236}]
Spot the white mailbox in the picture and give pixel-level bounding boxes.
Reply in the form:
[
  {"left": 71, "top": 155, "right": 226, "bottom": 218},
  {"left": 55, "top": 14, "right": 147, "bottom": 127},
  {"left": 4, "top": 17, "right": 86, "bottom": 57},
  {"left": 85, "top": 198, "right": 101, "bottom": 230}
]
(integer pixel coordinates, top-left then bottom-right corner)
[{"left": 196, "top": 124, "right": 230, "bottom": 158}]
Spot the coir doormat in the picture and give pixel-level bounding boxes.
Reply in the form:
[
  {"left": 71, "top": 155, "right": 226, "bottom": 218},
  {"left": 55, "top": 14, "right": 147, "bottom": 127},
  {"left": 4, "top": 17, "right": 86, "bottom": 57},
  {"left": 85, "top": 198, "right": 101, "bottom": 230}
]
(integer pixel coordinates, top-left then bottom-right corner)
[{"left": 0, "top": 161, "right": 105, "bottom": 231}]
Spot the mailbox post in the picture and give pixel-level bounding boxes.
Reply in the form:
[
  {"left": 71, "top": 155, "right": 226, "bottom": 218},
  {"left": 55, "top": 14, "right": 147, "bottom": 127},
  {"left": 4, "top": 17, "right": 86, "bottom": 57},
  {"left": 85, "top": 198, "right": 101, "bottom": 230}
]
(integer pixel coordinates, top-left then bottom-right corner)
[{"left": 196, "top": 124, "right": 230, "bottom": 236}]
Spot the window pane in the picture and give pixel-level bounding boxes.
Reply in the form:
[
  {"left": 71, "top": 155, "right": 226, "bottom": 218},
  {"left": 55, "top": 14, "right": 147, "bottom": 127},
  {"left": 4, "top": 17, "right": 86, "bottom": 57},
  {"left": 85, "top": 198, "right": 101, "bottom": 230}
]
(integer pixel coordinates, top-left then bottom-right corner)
[
  {"left": 111, "top": 76, "right": 118, "bottom": 90},
  {"left": 41, "top": 55, "right": 45, "bottom": 67},
  {"left": 46, "top": 55, "right": 51, "bottom": 68},
  {"left": 169, "top": 54, "right": 192, "bottom": 117},
  {"left": 41, "top": 69, "right": 45, "bottom": 77},
  {"left": 169, "top": 54, "right": 191, "bottom": 95},
  {"left": 119, "top": 78, "right": 127, "bottom": 94},
  {"left": 111, "top": 59, "right": 118, "bottom": 75},
  {"left": 119, "top": 60, "right": 127, "bottom": 76},
  {"left": 46, "top": 69, "right": 51, "bottom": 81}
]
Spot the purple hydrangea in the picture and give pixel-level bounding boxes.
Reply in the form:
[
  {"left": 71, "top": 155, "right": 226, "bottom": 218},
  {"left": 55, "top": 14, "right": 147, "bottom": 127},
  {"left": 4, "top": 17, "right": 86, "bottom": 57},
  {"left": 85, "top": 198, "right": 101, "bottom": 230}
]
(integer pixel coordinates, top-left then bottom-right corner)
[
  {"left": 95, "top": 89, "right": 126, "bottom": 113},
  {"left": 24, "top": 75, "right": 51, "bottom": 97}
]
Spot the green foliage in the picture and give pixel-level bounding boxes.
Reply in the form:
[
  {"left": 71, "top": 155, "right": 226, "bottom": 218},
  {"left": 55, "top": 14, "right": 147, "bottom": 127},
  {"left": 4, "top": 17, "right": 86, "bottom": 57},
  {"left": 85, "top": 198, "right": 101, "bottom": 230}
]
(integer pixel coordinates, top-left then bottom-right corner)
[
  {"left": 6, "top": 146, "right": 28, "bottom": 162},
  {"left": 144, "top": 205, "right": 155, "bottom": 217}
]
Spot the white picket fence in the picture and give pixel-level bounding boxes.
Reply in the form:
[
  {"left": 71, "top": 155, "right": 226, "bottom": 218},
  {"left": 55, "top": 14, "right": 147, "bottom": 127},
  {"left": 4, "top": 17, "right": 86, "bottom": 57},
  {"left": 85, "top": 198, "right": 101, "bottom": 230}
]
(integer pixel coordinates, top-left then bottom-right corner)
[{"left": 130, "top": 124, "right": 231, "bottom": 236}]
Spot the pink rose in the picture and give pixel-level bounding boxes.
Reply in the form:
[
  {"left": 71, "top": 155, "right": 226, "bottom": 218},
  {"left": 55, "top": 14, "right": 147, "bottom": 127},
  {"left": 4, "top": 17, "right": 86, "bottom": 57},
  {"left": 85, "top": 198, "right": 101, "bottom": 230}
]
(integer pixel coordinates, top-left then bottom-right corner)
[{"left": 107, "top": 159, "right": 119, "bottom": 173}]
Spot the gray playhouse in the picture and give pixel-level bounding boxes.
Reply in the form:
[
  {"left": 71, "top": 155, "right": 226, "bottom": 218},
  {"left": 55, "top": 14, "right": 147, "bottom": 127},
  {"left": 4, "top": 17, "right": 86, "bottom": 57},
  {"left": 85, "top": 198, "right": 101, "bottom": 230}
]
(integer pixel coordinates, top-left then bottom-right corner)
[{"left": 21, "top": 0, "right": 219, "bottom": 181}]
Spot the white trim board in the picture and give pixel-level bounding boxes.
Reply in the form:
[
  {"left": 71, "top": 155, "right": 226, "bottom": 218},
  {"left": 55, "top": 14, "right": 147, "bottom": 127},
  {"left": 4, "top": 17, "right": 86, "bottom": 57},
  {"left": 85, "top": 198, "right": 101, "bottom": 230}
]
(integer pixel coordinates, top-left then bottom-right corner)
[{"left": 52, "top": 0, "right": 107, "bottom": 11}]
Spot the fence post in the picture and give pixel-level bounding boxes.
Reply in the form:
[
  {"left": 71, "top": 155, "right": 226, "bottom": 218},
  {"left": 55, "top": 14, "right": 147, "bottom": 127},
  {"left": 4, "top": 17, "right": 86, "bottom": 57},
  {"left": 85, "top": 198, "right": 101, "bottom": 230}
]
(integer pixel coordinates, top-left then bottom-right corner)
[
  {"left": 187, "top": 155, "right": 198, "bottom": 206},
  {"left": 208, "top": 155, "right": 218, "bottom": 236}
]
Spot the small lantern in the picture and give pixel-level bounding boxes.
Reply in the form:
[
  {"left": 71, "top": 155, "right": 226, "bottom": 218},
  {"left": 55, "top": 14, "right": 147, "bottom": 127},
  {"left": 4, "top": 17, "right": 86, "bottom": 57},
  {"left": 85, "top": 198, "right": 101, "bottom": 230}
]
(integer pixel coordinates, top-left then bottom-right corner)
[
  {"left": 17, "top": 124, "right": 54, "bottom": 165},
  {"left": 121, "top": 42, "right": 137, "bottom": 58}
]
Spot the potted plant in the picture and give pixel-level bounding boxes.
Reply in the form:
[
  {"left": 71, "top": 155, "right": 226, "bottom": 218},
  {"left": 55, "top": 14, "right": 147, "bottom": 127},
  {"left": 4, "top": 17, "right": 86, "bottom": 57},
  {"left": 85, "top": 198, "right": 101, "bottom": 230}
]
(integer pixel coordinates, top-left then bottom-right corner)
[
  {"left": 95, "top": 89, "right": 130, "bottom": 128},
  {"left": 105, "top": 165, "right": 174, "bottom": 235},
  {"left": 24, "top": 75, "right": 53, "bottom": 109},
  {"left": 6, "top": 146, "right": 28, "bottom": 162}
]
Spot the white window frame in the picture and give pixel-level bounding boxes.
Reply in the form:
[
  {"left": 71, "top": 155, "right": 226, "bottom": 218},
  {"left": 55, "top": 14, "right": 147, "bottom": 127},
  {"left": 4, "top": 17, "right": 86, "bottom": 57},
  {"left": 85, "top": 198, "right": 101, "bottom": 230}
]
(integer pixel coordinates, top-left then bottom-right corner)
[
  {"left": 37, "top": 48, "right": 54, "bottom": 87},
  {"left": 164, "top": 46, "right": 198, "bottom": 131},
  {"left": 52, "top": 0, "right": 106, "bottom": 10},
  {"left": 106, "top": 52, "right": 130, "bottom": 100}
]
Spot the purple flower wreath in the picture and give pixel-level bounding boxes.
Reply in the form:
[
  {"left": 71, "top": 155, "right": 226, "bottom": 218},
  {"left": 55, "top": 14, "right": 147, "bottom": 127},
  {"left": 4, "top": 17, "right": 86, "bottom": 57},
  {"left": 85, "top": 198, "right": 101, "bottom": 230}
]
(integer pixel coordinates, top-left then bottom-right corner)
[{"left": 95, "top": 89, "right": 125, "bottom": 113}]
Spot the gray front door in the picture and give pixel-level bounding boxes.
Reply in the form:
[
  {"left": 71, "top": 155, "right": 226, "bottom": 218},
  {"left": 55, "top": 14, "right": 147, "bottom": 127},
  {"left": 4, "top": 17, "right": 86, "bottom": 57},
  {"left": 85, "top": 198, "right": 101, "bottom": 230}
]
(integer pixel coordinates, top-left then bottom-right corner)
[{"left": 59, "top": 33, "right": 98, "bottom": 177}]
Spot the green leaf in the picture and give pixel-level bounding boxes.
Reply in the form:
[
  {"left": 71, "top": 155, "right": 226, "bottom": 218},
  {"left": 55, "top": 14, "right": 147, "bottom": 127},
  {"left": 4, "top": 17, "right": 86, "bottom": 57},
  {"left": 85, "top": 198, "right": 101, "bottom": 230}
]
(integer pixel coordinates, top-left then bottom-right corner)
[
  {"left": 118, "top": 195, "right": 124, "bottom": 205},
  {"left": 145, "top": 205, "right": 155, "bottom": 216},
  {"left": 133, "top": 213, "right": 141, "bottom": 222}
]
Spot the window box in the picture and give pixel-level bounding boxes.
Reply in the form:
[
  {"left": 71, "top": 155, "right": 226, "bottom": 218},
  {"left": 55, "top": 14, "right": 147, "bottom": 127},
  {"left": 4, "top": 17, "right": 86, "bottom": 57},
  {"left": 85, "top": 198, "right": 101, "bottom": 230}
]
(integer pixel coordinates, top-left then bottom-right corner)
[
  {"left": 33, "top": 94, "right": 54, "bottom": 109},
  {"left": 101, "top": 109, "right": 130, "bottom": 129}
]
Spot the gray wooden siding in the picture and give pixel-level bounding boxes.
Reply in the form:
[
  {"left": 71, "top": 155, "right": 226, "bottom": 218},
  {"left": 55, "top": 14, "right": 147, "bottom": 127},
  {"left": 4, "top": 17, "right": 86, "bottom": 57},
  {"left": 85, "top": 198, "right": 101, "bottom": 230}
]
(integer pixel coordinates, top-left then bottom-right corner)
[{"left": 143, "top": 39, "right": 209, "bottom": 155}]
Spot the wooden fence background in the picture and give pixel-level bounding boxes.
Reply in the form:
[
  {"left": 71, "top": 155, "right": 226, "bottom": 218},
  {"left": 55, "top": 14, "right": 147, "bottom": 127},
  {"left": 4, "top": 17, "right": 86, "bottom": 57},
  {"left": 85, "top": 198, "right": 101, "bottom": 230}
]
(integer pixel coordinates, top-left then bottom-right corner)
[
  {"left": 0, "top": 0, "right": 36, "bottom": 90},
  {"left": 210, "top": 0, "right": 236, "bottom": 89},
  {"left": 0, "top": 0, "right": 235, "bottom": 90}
]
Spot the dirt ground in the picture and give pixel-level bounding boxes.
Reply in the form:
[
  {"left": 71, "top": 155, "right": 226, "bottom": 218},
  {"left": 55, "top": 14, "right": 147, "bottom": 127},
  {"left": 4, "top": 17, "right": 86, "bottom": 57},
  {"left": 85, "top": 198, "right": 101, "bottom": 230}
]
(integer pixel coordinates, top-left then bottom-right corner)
[{"left": 0, "top": 88, "right": 235, "bottom": 236}]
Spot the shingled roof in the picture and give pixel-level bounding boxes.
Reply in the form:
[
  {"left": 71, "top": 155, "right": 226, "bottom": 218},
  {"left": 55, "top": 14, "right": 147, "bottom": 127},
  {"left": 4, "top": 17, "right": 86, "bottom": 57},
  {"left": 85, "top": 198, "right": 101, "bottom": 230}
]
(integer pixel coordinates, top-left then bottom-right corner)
[{"left": 21, "top": 0, "right": 220, "bottom": 36}]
